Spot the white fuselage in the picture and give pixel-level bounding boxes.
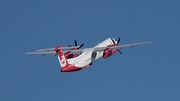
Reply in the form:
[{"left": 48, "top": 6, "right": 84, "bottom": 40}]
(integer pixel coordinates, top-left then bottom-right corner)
[{"left": 67, "top": 38, "right": 116, "bottom": 68}]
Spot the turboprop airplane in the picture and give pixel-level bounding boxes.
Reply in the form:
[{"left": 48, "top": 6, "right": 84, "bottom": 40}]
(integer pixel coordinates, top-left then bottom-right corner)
[{"left": 25, "top": 38, "right": 153, "bottom": 72}]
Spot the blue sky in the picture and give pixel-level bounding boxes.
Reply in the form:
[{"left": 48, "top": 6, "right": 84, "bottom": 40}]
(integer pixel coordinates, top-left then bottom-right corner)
[{"left": 0, "top": 0, "right": 180, "bottom": 101}]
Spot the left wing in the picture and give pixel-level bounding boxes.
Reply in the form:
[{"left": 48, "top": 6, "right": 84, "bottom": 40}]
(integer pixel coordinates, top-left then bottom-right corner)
[
  {"left": 36, "top": 46, "right": 80, "bottom": 51},
  {"left": 25, "top": 46, "right": 82, "bottom": 55},
  {"left": 25, "top": 51, "right": 56, "bottom": 55},
  {"left": 25, "top": 41, "right": 152, "bottom": 55}
]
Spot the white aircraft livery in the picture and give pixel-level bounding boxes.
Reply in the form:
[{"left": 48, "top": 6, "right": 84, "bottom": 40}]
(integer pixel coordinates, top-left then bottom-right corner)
[{"left": 26, "top": 37, "right": 153, "bottom": 72}]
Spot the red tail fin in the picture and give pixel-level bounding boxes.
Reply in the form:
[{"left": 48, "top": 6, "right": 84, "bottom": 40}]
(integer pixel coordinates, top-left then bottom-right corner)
[{"left": 54, "top": 46, "right": 70, "bottom": 68}]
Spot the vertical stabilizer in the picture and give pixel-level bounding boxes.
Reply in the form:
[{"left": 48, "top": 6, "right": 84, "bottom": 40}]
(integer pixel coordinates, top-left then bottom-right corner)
[{"left": 54, "top": 46, "right": 69, "bottom": 68}]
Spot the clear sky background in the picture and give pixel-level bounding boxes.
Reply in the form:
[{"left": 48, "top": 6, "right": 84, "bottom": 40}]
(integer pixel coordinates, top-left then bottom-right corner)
[{"left": 0, "top": 0, "right": 180, "bottom": 101}]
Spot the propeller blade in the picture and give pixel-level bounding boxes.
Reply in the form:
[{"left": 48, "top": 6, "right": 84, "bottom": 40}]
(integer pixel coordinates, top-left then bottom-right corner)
[
  {"left": 111, "top": 38, "right": 116, "bottom": 44},
  {"left": 78, "top": 43, "right": 84, "bottom": 49},
  {"left": 74, "top": 40, "right": 78, "bottom": 46},
  {"left": 111, "top": 37, "right": 122, "bottom": 54},
  {"left": 74, "top": 40, "right": 84, "bottom": 49},
  {"left": 117, "top": 37, "right": 121, "bottom": 44},
  {"left": 118, "top": 49, "right": 122, "bottom": 54}
]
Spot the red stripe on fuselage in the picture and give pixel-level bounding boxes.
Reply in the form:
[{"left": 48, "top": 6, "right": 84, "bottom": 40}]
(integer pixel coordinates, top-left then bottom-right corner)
[{"left": 61, "top": 66, "right": 82, "bottom": 72}]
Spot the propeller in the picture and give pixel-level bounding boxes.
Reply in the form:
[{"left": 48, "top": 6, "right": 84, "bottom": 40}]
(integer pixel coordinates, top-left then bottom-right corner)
[
  {"left": 117, "top": 37, "right": 121, "bottom": 44},
  {"left": 68, "top": 40, "right": 84, "bottom": 49},
  {"left": 74, "top": 40, "right": 84, "bottom": 49},
  {"left": 74, "top": 40, "right": 78, "bottom": 46},
  {"left": 111, "top": 37, "right": 122, "bottom": 54}
]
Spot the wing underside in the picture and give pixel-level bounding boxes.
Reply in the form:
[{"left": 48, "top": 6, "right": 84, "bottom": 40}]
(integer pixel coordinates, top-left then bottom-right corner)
[{"left": 25, "top": 41, "right": 153, "bottom": 55}]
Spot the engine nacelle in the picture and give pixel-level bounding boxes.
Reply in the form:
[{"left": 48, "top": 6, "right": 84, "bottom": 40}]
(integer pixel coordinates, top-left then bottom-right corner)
[
  {"left": 65, "top": 48, "right": 79, "bottom": 59},
  {"left": 67, "top": 53, "right": 78, "bottom": 59},
  {"left": 103, "top": 48, "right": 112, "bottom": 58},
  {"left": 103, "top": 48, "right": 118, "bottom": 58}
]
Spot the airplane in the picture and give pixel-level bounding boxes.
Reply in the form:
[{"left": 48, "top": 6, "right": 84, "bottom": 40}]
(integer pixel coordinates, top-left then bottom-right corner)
[{"left": 25, "top": 37, "right": 153, "bottom": 72}]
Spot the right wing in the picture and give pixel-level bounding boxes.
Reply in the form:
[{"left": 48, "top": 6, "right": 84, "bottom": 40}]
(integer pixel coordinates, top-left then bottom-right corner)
[
  {"left": 111, "top": 41, "right": 153, "bottom": 49},
  {"left": 93, "top": 41, "right": 153, "bottom": 52}
]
